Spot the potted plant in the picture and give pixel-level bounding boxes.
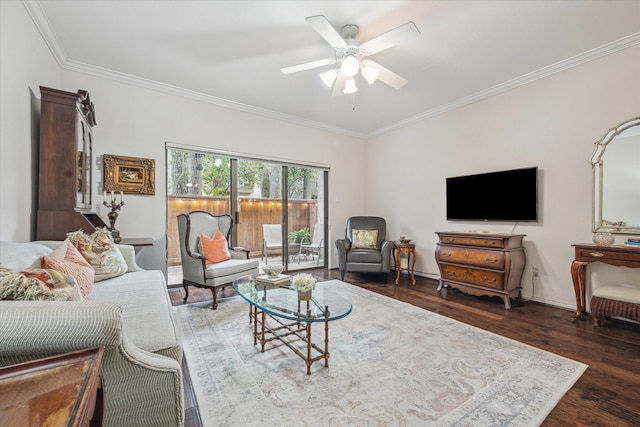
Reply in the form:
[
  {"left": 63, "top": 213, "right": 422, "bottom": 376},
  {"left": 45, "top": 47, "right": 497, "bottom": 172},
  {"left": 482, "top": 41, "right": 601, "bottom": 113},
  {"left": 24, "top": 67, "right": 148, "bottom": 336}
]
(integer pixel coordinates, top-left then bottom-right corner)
[
  {"left": 291, "top": 273, "right": 317, "bottom": 300},
  {"left": 288, "top": 227, "right": 311, "bottom": 243}
]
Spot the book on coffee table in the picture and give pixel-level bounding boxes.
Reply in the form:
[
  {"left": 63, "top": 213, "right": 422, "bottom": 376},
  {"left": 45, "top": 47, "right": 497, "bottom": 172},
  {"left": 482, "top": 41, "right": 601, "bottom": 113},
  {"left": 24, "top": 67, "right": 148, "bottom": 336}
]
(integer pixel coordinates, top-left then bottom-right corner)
[{"left": 255, "top": 274, "right": 291, "bottom": 286}]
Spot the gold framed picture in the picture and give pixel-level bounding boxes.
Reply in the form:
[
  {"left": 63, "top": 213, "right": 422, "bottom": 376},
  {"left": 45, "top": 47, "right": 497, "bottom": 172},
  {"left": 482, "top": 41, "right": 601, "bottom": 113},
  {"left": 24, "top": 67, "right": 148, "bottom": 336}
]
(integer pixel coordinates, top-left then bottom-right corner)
[{"left": 104, "top": 154, "right": 155, "bottom": 195}]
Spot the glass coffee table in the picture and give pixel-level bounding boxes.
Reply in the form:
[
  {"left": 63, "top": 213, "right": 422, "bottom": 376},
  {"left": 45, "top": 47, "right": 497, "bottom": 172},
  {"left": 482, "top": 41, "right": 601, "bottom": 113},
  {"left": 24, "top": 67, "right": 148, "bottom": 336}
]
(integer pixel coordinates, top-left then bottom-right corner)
[{"left": 233, "top": 275, "right": 352, "bottom": 375}]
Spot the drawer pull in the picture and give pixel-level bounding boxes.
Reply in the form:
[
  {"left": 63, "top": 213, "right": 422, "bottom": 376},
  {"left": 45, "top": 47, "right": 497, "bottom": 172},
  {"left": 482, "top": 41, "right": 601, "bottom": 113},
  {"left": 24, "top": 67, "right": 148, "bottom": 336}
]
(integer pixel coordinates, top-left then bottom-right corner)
[
  {"left": 485, "top": 257, "right": 498, "bottom": 263},
  {"left": 589, "top": 252, "right": 605, "bottom": 258},
  {"left": 483, "top": 240, "right": 496, "bottom": 246},
  {"left": 445, "top": 270, "right": 455, "bottom": 276},
  {"left": 443, "top": 252, "right": 452, "bottom": 257},
  {"left": 483, "top": 277, "right": 497, "bottom": 283}
]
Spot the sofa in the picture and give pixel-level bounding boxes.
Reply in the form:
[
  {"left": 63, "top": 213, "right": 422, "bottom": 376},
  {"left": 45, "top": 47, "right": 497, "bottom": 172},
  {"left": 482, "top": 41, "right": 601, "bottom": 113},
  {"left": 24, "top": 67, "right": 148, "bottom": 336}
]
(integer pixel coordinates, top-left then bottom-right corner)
[{"left": 0, "top": 241, "right": 184, "bottom": 427}]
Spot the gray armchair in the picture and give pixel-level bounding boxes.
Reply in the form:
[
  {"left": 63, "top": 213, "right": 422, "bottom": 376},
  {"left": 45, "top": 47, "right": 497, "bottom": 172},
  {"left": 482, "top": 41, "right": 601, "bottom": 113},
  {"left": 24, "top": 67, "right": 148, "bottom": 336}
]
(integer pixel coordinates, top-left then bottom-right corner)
[
  {"left": 177, "top": 211, "right": 259, "bottom": 309},
  {"left": 335, "top": 216, "right": 394, "bottom": 281}
]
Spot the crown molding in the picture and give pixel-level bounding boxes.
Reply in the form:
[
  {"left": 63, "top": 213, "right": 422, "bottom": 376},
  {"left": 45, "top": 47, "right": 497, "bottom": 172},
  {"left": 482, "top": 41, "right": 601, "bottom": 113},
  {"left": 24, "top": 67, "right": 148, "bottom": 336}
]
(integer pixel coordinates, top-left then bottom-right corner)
[
  {"left": 21, "top": 0, "right": 366, "bottom": 139},
  {"left": 23, "top": 1, "right": 639, "bottom": 140},
  {"left": 63, "top": 58, "right": 367, "bottom": 139},
  {"left": 369, "top": 32, "right": 640, "bottom": 137},
  {"left": 22, "top": 0, "right": 66, "bottom": 67}
]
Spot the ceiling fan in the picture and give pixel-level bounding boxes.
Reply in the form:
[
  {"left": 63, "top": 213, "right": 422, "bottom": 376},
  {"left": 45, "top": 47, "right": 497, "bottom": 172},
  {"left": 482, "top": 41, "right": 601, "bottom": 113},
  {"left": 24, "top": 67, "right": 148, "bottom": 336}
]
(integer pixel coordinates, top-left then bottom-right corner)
[{"left": 281, "top": 15, "right": 420, "bottom": 96}]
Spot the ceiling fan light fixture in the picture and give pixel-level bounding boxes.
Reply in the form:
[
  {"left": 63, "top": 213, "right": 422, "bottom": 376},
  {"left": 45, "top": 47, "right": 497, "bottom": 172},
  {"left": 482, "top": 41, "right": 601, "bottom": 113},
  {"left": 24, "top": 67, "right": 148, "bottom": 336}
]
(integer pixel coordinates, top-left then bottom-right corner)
[
  {"left": 341, "top": 55, "right": 360, "bottom": 77},
  {"left": 344, "top": 78, "right": 358, "bottom": 94},
  {"left": 361, "top": 65, "right": 380, "bottom": 84},
  {"left": 320, "top": 69, "right": 338, "bottom": 87}
]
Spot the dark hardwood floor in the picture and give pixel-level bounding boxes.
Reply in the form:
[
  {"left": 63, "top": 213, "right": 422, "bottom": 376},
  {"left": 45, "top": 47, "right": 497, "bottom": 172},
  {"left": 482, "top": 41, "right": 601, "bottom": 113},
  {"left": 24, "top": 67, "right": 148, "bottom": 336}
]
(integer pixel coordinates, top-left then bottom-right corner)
[{"left": 169, "top": 269, "right": 640, "bottom": 427}]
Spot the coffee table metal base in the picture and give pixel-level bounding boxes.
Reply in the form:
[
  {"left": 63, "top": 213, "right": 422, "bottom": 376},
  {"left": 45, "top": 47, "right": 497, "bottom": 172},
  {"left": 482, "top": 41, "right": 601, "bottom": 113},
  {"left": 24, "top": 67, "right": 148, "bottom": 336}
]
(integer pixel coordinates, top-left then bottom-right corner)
[{"left": 249, "top": 304, "right": 329, "bottom": 375}]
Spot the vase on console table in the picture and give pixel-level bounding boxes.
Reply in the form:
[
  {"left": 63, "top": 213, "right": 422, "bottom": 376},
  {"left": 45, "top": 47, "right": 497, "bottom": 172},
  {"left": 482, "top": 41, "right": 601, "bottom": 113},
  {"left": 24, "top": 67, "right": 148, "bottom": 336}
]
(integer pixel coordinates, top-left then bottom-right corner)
[{"left": 592, "top": 232, "right": 614, "bottom": 247}]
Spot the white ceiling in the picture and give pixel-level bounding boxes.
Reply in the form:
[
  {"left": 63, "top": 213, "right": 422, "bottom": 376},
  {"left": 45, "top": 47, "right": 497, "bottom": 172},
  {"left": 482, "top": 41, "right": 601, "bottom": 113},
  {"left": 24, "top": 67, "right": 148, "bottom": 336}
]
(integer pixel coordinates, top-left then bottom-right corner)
[{"left": 26, "top": 0, "right": 640, "bottom": 137}]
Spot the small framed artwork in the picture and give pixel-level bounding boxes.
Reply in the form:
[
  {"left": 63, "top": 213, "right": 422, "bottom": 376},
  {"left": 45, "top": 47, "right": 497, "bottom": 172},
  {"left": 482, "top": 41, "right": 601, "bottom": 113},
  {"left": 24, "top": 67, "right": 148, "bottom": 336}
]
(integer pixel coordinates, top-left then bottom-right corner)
[{"left": 104, "top": 154, "right": 155, "bottom": 195}]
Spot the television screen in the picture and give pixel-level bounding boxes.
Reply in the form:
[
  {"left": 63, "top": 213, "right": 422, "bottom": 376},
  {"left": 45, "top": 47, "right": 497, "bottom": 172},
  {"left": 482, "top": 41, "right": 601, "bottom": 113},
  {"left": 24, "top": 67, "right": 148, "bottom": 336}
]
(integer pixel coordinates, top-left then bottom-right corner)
[{"left": 446, "top": 167, "right": 538, "bottom": 222}]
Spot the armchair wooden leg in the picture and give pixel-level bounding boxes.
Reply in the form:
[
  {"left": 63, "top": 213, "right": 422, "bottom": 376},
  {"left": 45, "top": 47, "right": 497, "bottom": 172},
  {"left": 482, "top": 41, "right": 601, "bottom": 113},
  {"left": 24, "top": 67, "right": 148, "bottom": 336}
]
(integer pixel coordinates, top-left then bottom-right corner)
[
  {"left": 210, "top": 287, "right": 218, "bottom": 310},
  {"left": 183, "top": 281, "right": 190, "bottom": 303}
]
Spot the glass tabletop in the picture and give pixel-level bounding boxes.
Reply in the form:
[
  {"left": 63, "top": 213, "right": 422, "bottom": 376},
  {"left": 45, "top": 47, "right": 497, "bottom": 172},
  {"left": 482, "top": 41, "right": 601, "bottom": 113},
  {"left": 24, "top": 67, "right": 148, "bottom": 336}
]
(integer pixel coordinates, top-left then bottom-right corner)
[{"left": 233, "top": 275, "right": 352, "bottom": 323}]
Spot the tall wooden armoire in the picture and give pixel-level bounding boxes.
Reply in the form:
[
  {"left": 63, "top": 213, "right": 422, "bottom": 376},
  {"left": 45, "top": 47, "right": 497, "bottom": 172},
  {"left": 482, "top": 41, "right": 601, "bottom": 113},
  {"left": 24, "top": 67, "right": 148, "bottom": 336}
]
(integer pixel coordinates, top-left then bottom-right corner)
[{"left": 36, "top": 86, "right": 108, "bottom": 240}]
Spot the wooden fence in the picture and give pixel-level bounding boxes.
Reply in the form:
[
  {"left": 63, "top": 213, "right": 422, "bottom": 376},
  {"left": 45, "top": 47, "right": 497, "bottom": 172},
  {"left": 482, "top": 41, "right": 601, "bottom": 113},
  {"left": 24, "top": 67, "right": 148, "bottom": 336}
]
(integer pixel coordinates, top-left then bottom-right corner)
[{"left": 167, "top": 196, "right": 319, "bottom": 265}]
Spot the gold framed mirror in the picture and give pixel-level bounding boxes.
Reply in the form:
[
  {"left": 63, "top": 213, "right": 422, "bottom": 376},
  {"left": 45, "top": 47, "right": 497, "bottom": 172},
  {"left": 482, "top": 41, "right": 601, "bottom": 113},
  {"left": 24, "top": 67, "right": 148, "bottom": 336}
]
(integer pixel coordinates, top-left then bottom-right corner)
[{"left": 591, "top": 117, "right": 640, "bottom": 235}]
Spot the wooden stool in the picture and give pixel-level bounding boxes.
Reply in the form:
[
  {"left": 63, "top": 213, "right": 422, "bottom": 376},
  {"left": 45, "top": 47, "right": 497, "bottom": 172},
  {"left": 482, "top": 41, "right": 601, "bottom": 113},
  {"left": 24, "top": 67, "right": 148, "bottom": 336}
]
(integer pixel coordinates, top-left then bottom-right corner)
[{"left": 591, "top": 284, "right": 640, "bottom": 326}]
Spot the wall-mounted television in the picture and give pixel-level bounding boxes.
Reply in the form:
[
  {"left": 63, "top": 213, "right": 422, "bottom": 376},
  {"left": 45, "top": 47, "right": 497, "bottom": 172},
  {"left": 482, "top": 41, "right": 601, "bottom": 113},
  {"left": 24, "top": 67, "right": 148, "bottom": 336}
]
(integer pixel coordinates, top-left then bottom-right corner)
[{"left": 446, "top": 167, "right": 538, "bottom": 222}]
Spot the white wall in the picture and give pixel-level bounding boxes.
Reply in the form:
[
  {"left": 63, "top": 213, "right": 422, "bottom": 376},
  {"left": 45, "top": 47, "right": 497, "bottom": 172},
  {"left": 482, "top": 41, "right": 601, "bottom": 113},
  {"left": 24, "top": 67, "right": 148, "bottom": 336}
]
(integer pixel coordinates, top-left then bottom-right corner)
[
  {"left": 0, "top": 2, "right": 61, "bottom": 241},
  {"left": 367, "top": 44, "right": 640, "bottom": 310}
]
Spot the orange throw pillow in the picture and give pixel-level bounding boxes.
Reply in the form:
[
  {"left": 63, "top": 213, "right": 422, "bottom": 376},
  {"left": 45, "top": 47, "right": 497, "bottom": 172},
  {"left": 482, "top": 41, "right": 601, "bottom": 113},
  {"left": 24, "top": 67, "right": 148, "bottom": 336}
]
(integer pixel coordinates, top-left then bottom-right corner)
[
  {"left": 41, "top": 240, "right": 94, "bottom": 299},
  {"left": 200, "top": 230, "right": 231, "bottom": 264}
]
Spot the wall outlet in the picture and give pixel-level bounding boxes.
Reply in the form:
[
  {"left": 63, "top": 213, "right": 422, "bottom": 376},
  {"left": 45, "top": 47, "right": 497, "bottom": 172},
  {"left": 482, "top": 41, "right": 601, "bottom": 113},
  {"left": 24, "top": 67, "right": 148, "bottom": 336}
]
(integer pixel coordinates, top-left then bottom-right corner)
[{"left": 533, "top": 266, "right": 540, "bottom": 277}]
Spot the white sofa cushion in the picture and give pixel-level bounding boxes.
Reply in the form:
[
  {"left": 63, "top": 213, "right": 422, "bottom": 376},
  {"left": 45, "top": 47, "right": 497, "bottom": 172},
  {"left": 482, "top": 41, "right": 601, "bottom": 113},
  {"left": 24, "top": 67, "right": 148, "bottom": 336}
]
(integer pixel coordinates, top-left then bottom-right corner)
[
  {"left": 0, "top": 241, "right": 52, "bottom": 270},
  {"left": 89, "top": 269, "right": 182, "bottom": 361}
]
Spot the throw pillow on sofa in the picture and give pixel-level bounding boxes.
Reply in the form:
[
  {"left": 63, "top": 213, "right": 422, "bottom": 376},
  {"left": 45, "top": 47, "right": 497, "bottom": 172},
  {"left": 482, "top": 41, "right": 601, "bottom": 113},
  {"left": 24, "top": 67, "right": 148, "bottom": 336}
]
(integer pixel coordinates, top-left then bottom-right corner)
[
  {"left": 42, "top": 239, "right": 95, "bottom": 299},
  {"left": 0, "top": 267, "right": 81, "bottom": 301},
  {"left": 66, "top": 229, "right": 127, "bottom": 281}
]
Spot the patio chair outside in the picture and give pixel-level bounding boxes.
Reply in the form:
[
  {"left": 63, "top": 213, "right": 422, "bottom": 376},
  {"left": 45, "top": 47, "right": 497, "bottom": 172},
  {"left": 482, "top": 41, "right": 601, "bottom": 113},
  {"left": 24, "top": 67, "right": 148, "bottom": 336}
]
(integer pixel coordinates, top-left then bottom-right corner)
[
  {"left": 299, "top": 224, "right": 324, "bottom": 265},
  {"left": 262, "top": 224, "right": 283, "bottom": 263}
]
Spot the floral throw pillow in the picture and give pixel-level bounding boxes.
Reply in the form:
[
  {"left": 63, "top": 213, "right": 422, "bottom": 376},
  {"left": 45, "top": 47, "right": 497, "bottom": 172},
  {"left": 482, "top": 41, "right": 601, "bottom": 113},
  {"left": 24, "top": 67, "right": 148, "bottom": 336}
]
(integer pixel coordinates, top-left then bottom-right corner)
[
  {"left": 0, "top": 267, "right": 81, "bottom": 301},
  {"left": 66, "top": 229, "right": 127, "bottom": 281},
  {"left": 351, "top": 229, "right": 379, "bottom": 249}
]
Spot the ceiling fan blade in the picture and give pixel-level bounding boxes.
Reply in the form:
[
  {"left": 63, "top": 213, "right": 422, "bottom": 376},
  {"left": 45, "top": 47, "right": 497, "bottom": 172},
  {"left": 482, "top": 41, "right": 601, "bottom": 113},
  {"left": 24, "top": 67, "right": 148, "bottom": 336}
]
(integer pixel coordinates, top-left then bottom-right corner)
[
  {"left": 332, "top": 72, "right": 347, "bottom": 96},
  {"left": 281, "top": 58, "right": 336, "bottom": 75},
  {"left": 306, "top": 15, "right": 348, "bottom": 49},
  {"left": 360, "top": 22, "right": 420, "bottom": 55},
  {"left": 364, "top": 60, "right": 408, "bottom": 90}
]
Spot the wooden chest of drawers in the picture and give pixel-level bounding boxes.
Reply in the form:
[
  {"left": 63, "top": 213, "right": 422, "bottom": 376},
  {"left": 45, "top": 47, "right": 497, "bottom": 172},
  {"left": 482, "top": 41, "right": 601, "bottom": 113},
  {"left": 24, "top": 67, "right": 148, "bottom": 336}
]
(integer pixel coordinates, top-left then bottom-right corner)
[{"left": 435, "top": 232, "right": 526, "bottom": 309}]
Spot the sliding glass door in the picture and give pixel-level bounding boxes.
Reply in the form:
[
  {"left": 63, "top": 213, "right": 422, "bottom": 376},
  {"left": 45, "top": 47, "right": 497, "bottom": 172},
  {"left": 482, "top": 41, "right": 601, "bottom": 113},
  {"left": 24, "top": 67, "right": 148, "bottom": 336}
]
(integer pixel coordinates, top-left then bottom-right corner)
[
  {"left": 286, "top": 166, "right": 325, "bottom": 271},
  {"left": 166, "top": 146, "right": 328, "bottom": 285},
  {"left": 236, "top": 159, "right": 284, "bottom": 264},
  {"left": 166, "top": 150, "right": 232, "bottom": 271}
]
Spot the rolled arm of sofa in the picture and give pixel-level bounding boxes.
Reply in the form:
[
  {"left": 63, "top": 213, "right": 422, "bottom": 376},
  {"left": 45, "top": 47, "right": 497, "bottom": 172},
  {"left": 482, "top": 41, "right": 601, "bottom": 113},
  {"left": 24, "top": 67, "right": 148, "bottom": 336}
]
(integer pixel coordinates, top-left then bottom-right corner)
[
  {"left": 0, "top": 301, "right": 183, "bottom": 427},
  {"left": 0, "top": 301, "right": 124, "bottom": 358},
  {"left": 104, "top": 334, "right": 184, "bottom": 427}
]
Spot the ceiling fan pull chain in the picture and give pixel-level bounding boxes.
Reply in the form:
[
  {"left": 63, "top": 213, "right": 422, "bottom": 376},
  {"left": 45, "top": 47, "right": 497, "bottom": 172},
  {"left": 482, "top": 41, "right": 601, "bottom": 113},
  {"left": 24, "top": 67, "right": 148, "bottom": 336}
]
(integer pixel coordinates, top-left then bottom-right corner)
[{"left": 352, "top": 93, "right": 356, "bottom": 110}]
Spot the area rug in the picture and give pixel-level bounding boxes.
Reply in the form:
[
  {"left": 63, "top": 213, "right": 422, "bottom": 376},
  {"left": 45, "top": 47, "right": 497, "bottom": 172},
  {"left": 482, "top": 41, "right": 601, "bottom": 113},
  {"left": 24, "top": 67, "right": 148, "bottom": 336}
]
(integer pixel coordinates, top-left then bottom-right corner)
[{"left": 174, "top": 280, "right": 587, "bottom": 426}]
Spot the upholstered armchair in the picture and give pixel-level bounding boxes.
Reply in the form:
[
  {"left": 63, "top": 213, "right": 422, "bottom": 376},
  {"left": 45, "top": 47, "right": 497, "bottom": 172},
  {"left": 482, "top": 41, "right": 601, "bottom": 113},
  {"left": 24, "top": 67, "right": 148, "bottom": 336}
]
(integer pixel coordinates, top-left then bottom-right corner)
[
  {"left": 335, "top": 216, "right": 394, "bottom": 281},
  {"left": 177, "top": 211, "right": 259, "bottom": 309}
]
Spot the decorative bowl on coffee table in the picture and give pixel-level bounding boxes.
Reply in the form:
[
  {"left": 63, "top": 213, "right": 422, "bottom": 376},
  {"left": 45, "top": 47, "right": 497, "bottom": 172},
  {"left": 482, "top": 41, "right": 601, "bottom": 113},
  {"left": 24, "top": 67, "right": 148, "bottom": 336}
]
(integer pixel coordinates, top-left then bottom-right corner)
[{"left": 262, "top": 264, "right": 284, "bottom": 278}]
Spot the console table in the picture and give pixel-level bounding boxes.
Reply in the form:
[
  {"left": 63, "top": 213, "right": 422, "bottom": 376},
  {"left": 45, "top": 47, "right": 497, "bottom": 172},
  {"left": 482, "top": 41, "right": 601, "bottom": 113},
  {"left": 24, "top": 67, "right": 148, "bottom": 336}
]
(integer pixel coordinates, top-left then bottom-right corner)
[
  {"left": 435, "top": 232, "right": 526, "bottom": 309},
  {"left": 119, "top": 237, "right": 153, "bottom": 247},
  {"left": 570, "top": 244, "right": 640, "bottom": 318}
]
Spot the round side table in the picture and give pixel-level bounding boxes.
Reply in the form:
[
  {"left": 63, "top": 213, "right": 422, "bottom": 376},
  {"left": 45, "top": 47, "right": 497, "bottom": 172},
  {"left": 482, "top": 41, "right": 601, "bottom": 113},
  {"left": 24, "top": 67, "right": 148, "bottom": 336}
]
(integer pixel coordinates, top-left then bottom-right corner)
[{"left": 394, "top": 242, "right": 416, "bottom": 285}]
